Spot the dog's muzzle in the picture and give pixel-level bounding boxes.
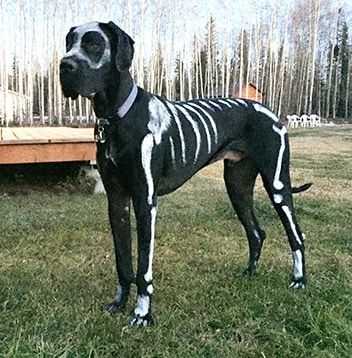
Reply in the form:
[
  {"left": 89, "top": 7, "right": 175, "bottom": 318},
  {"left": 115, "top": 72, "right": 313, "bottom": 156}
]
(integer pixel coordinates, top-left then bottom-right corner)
[{"left": 60, "top": 58, "right": 78, "bottom": 73}]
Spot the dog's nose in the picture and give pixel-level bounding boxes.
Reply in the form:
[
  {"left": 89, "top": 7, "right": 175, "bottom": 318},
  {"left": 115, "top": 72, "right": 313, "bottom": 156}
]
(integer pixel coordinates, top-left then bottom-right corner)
[{"left": 60, "top": 58, "right": 78, "bottom": 72}]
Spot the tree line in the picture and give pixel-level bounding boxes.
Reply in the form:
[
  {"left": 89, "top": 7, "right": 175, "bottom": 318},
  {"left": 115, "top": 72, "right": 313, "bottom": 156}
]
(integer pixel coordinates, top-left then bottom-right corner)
[{"left": 0, "top": 0, "right": 351, "bottom": 126}]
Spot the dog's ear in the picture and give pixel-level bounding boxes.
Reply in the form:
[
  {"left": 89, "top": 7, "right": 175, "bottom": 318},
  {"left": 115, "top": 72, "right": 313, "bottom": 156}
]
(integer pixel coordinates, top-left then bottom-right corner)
[{"left": 106, "top": 21, "right": 135, "bottom": 72}]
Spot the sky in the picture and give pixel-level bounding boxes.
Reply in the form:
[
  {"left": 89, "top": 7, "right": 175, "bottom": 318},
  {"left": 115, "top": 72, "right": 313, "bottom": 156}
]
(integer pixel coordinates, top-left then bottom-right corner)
[{"left": 0, "top": 0, "right": 352, "bottom": 73}]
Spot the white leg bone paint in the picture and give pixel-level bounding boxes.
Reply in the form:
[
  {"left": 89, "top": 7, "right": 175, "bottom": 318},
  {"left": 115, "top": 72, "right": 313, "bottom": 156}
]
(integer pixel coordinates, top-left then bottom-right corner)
[
  {"left": 274, "top": 194, "right": 283, "bottom": 204},
  {"left": 292, "top": 249, "right": 303, "bottom": 279},
  {"left": 175, "top": 104, "right": 201, "bottom": 164},
  {"left": 144, "top": 206, "right": 157, "bottom": 283},
  {"left": 272, "top": 125, "right": 287, "bottom": 190},
  {"left": 282, "top": 205, "right": 302, "bottom": 246},
  {"left": 141, "top": 134, "right": 154, "bottom": 205}
]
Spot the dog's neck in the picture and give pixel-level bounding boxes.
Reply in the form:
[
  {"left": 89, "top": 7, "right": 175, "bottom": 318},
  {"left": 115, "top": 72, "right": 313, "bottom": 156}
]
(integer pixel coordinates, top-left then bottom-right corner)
[{"left": 92, "top": 71, "right": 135, "bottom": 119}]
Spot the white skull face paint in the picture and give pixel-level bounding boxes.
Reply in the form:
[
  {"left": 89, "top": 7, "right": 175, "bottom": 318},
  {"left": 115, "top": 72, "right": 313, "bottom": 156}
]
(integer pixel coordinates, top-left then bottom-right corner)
[{"left": 64, "top": 22, "right": 111, "bottom": 70}]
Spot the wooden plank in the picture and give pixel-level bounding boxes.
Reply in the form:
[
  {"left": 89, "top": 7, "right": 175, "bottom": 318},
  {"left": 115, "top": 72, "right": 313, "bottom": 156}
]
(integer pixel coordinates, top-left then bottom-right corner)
[
  {"left": 1, "top": 128, "right": 20, "bottom": 141},
  {"left": 0, "top": 127, "right": 95, "bottom": 144},
  {"left": 0, "top": 142, "right": 96, "bottom": 164}
]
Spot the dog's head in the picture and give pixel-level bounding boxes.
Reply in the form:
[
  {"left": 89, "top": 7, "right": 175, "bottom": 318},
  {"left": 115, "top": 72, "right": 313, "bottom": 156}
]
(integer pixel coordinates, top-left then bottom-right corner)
[{"left": 60, "top": 21, "right": 134, "bottom": 99}]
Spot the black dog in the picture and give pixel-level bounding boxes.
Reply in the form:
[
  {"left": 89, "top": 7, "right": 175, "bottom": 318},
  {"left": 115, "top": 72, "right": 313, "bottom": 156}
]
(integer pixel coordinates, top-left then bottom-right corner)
[{"left": 60, "top": 21, "right": 311, "bottom": 327}]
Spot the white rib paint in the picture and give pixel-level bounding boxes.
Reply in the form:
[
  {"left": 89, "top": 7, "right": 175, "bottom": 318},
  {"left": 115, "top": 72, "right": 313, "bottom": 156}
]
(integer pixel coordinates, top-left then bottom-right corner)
[
  {"left": 165, "top": 101, "right": 186, "bottom": 165},
  {"left": 274, "top": 194, "right": 283, "bottom": 204},
  {"left": 148, "top": 97, "right": 171, "bottom": 145},
  {"left": 144, "top": 206, "right": 157, "bottom": 283},
  {"left": 175, "top": 104, "right": 201, "bottom": 163},
  {"left": 198, "top": 100, "right": 215, "bottom": 111},
  {"left": 292, "top": 249, "right": 303, "bottom": 279},
  {"left": 282, "top": 205, "right": 302, "bottom": 246},
  {"left": 253, "top": 103, "right": 279, "bottom": 122},
  {"left": 225, "top": 99, "right": 240, "bottom": 106},
  {"left": 141, "top": 134, "right": 154, "bottom": 205},
  {"left": 188, "top": 103, "right": 218, "bottom": 144},
  {"left": 218, "top": 99, "right": 232, "bottom": 108},
  {"left": 147, "top": 284, "right": 154, "bottom": 295},
  {"left": 64, "top": 22, "right": 111, "bottom": 70},
  {"left": 183, "top": 104, "right": 212, "bottom": 154},
  {"left": 237, "top": 99, "right": 248, "bottom": 107},
  {"left": 134, "top": 294, "right": 150, "bottom": 317},
  {"left": 208, "top": 100, "right": 223, "bottom": 110},
  {"left": 272, "top": 125, "right": 287, "bottom": 190},
  {"left": 169, "top": 137, "right": 176, "bottom": 166}
]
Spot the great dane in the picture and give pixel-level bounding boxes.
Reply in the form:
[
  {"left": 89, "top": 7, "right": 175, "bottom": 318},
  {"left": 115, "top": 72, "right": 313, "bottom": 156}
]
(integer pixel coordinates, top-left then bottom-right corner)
[{"left": 60, "top": 21, "right": 311, "bottom": 327}]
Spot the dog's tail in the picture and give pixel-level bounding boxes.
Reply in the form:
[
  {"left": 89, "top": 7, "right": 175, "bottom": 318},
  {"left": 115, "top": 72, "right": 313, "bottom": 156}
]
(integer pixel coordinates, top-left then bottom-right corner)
[{"left": 292, "top": 182, "right": 313, "bottom": 194}]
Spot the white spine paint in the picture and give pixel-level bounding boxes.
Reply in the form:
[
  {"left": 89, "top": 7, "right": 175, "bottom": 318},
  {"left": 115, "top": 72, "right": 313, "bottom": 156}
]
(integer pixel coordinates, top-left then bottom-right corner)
[
  {"left": 144, "top": 206, "right": 157, "bottom": 283},
  {"left": 208, "top": 100, "right": 223, "bottom": 110},
  {"left": 218, "top": 99, "right": 232, "bottom": 108},
  {"left": 236, "top": 99, "right": 248, "bottom": 107},
  {"left": 199, "top": 100, "right": 215, "bottom": 111},
  {"left": 225, "top": 99, "right": 240, "bottom": 106},
  {"left": 175, "top": 104, "right": 201, "bottom": 164},
  {"left": 272, "top": 125, "right": 287, "bottom": 190},
  {"left": 183, "top": 104, "right": 212, "bottom": 154},
  {"left": 188, "top": 103, "right": 218, "bottom": 144},
  {"left": 134, "top": 294, "right": 150, "bottom": 317},
  {"left": 165, "top": 101, "right": 187, "bottom": 165},
  {"left": 274, "top": 194, "right": 283, "bottom": 204},
  {"left": 282, "top": 205, "right": 302, "bottom": 246},
  {"left": 292, "top": 249, "right": 303, "bottom": 279},
  {"left": 147, "top": 284, "right": 154, "bottom": 295},
  {"left": 148, "top": 97, "right": 171, "bottom": 145},
  {"left": 253, "top": 103, "right": 279, "bottom": 122},
  {"left": 141, "top": 134, "right": 154, "bottom": 205}
]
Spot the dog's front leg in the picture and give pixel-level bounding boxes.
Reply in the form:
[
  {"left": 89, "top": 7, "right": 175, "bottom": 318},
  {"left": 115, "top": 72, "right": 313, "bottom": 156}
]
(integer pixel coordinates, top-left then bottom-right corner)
[
  {"left": 130, "top": 193, "right": 157, "bottom": 327},
  {"left": 103, "top": 182, "right": 134, "bottom": 315}
]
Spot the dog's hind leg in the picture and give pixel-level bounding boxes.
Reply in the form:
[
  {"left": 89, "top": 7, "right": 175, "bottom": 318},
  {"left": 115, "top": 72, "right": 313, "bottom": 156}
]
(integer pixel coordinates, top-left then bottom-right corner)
[
  {"left": 252, "top": 121, "right": 307, "bottom": 288},
  {"left": 224, "top": 157, "right": 266, "bottom": 275}
]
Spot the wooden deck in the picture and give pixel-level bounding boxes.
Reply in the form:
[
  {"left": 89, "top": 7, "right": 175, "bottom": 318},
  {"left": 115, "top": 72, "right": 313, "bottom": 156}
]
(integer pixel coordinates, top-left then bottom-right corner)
[{"left": 0, "top": 127, "right": 96, "bottom": 164}]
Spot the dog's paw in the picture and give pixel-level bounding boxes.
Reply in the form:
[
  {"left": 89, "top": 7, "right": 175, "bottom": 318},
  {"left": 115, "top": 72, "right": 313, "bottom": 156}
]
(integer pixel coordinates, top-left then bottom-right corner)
[
  {"left": 104, "top": 300, "right": 125, "bottom": 315},
  {"left": 130, "top": 313, "right": 153, "bottom": 327},
  {"left": 289, "top": 277, "right": 306, "bottom": 289},
  {"left": 235, "top": 266, "right": 257, "bottom": 277}
]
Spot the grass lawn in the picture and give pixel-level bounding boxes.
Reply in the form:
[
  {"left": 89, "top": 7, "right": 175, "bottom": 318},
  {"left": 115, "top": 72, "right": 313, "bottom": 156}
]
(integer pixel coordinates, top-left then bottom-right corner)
[{"left": 1, "top": 125, "right": 351, "bottom": 357}]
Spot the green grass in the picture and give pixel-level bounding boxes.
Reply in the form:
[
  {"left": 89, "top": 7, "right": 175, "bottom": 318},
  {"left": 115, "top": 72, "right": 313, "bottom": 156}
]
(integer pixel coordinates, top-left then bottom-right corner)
[{"left": 1, "top": 126, "right": 352, "bottom": 357}]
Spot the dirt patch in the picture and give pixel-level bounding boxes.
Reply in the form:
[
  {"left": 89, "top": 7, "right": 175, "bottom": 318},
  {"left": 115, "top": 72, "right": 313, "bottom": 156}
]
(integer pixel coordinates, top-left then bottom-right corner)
[{"left": 0, "top": 162, "right": 95, "bottom": 196}]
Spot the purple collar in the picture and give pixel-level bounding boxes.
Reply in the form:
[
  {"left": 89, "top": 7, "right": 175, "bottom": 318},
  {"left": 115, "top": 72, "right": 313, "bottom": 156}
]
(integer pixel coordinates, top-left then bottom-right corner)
[{"left": 117, "top": 82, "right": 138, "bottom": 118}]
